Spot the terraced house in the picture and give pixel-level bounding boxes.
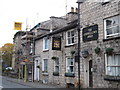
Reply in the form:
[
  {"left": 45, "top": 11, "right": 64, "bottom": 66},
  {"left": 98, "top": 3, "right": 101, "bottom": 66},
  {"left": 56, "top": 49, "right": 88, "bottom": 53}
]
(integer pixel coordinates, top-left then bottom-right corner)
[{"left": 34, "top": 9, "right": 78, "bottom": 87}]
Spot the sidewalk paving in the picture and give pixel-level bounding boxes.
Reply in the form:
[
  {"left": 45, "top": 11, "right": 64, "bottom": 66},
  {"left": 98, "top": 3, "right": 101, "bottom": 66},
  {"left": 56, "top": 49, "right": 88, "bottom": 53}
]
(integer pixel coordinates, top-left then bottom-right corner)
[{"left": 2, "top": 76, "right": 65, "bottom": 88}]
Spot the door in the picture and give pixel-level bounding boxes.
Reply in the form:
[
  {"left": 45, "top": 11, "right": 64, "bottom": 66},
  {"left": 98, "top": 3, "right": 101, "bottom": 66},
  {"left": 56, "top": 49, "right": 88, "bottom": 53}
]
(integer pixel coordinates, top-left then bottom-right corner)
[
  {"left": 89, "top": 60, "right": 93, "bottom": 87},
  {"left": 34, "top": 60, "right": 39, "bottom": 81}
]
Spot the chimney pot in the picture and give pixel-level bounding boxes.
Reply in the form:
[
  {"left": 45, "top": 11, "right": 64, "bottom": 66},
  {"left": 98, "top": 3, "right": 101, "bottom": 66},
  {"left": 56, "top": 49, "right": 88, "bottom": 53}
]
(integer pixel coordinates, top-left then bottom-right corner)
[
  {"left": 71, "top": 7, "right": 74, "bottom": 12},
  {"left": 75, "top": 8, "right": 78, "bottom": 13}
]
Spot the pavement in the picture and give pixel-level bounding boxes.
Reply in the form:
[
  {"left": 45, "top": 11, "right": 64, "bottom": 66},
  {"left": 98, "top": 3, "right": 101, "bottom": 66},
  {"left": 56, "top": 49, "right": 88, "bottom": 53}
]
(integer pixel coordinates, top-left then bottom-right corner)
[{"left": 2, "top": 76, "right": 65, "bottom": 88}]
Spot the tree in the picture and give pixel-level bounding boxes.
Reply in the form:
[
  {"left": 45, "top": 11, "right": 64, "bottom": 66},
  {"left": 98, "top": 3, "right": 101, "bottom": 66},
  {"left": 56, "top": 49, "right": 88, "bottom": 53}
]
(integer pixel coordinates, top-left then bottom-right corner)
[{"left": 0, "top": 43, "right": 14, "bottom": 67}]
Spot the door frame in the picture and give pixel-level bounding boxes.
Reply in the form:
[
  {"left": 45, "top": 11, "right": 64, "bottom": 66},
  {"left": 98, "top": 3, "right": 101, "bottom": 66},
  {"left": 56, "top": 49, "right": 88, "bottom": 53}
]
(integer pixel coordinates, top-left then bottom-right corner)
[
  {"left": 84, "top": 59, "right": 93, "bottom": 88},
  {"left": 34, "top": 57, "right": 40, "bottom": 81}
]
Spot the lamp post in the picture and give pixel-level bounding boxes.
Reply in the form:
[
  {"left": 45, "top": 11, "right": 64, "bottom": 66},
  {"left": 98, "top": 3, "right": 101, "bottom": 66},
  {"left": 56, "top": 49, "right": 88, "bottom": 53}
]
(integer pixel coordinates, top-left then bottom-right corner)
[{"left": 76, "top": 0, "right": 83, "bottom": 90}]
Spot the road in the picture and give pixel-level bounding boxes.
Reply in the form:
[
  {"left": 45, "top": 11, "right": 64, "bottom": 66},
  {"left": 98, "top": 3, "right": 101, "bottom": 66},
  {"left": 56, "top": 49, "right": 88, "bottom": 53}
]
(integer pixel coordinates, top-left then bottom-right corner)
[{"left": 2, "top": 77, "right": 31, "bottom": 88}]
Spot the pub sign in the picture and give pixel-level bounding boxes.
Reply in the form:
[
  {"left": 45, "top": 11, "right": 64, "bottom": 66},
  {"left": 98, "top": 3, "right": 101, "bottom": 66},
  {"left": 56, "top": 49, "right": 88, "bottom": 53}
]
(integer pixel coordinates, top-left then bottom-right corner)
[
  {"left": 52, "top": 37, "right": 61, "bottom": 50},
  {"left": 82, "top": 24, "right": 98, "bottom": 42}
]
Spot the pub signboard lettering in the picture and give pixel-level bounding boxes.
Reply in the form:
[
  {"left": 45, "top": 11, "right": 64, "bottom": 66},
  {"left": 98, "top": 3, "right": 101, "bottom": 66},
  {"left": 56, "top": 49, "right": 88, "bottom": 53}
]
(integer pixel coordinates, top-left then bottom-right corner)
[
  {"left": 82, "top": 24, "right": 98, "bottom": 42},
  {"left": 52, "top": 37, "right": 61, "bottom": 50}
]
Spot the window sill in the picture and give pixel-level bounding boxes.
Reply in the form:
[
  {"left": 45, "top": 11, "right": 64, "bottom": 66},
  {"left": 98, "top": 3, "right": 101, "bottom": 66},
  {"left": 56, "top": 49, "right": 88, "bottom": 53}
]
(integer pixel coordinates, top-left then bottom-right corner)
[
  {"left": 65, "top": 72, "right": 75, "bottom": 77},
  {"left": 103, "top": 36, "right": 120, "bottom": 42},
  {"left": 42, "top": 73, "right": 49, "bottom": 76},
  {"left": 53, "top": 72, "right": 59, "bottom": 76},
  {"left": 104, "top": 75, "right": 120, "bottom": 81},
  {"left": 43, "top": 49, "right": 49, "bottom": 52},
  {"left": 65, "top": 44, "right": 75, "bottom": 48}
]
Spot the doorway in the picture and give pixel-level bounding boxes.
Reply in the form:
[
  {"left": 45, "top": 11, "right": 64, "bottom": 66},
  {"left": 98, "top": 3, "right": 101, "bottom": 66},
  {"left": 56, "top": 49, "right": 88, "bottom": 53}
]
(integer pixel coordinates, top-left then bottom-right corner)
[
  {"left": 85, "top": 60, "right": 93, "bottom": 87},
  {"left": 34, "top": 60, "right": 40, "bottom": 81},
  {"left": 89, "top": 60, "right": 93, "bottom": 87}
]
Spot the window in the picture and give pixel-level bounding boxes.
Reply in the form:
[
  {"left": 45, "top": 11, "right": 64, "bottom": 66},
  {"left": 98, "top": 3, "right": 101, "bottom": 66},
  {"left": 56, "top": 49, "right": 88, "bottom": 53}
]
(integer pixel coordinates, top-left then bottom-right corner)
[
  {"left": 105, "top": 54, "right": 120, "bottom": 76},
  {"left": 66, "top": 58, "right": 74, "bottom": 73},
  {"left": 66, "top": 30, "right": 75, "bottom": 45},
  {"left": 42, "top": 59, "right": 48, "bottom": 73},
  {"left": 102, "top": 0, "right": 111, "bottom": 5},
  {"left": 43, "top": 38, "right": 49, "bottom": 51},
  {"left": 54, "top": 58, "right": 59, "bottom": 72},
  {"left": 30, "top": 43, "right": 33, "bottom": 54},
  {"left": 104, "top": 15, "right": 120, "bottom": 39}
]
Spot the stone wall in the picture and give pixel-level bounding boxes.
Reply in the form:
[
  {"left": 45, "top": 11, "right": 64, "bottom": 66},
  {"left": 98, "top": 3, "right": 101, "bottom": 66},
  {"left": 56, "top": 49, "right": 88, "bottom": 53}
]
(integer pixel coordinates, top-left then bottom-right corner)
[{"left": 80, "top": 0, "right": 120, "bottom": 88}]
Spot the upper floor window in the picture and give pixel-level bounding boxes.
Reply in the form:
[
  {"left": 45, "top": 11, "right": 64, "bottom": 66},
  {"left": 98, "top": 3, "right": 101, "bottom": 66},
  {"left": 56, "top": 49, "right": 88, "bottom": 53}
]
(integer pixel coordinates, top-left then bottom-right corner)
[
  {"left": 66, "top": 58, "right": 74, "bottom": 73},
  {"left": 105, "top": 54, "right": 120, "bottom": 76},
  {"left": 66, "top": 30, "right": 75, "bottom": 45},
  {"left": 43, "top": 37, "right": 49, "bottom": 51},
  {"left": 104, "top": 15, "right": 120, "bottom": 39}
]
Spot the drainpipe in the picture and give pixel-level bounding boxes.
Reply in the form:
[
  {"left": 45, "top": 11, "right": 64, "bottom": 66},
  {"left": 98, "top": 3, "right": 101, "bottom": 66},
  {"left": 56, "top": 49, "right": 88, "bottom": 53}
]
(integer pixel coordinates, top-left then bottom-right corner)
[
  {"left": 76, "top": 0, "right": 83, "bottom": 90},
  {"left": 32, "top": 32, "right": 35, "bottom": 82}
]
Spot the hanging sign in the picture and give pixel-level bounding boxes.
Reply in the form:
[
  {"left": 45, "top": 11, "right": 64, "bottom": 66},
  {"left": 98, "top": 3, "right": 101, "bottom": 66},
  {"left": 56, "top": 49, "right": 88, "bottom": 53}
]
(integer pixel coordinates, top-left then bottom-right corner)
[
  {"left": 14, "top": 22, "right": 22, "bottom": 30},
  {"left": 82, "top": 24, "right": 98, "bottom": 42},
  {"left": 52, "top": 37, "right": 61, "bottom": 50}
]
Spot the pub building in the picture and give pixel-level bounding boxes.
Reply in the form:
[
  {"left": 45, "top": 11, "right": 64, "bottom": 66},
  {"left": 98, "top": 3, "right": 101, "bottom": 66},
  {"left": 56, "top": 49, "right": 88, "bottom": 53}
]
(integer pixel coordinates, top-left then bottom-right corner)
[
  {"left": 33, "top": 8, "right": 79, "bottom": 87},
  {"left": 79, "top": 0, "right": 120, "bottom": 88}
]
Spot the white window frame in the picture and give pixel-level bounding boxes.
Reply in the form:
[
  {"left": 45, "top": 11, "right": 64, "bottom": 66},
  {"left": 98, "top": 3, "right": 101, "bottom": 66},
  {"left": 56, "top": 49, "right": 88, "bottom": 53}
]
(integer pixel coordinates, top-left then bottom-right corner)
[
  {"left": 66, "top": 57, "right": 75, "bottom": 73},
  {"left": 53, "top": 58, "right": 59, "bottom": 73},
  {"left": 43, "top": 37, "right": 49, "bottom": 51},
  {"left": 104, "top": 15, "right": 120, "bottom": 39},
  {"left": 105, "top": 54, "right": 120, "bottom": 76},
  {"left": 66, "top": 30, "right": 75, "bottom": 46},
  {"left": 42, "top": 59, "right": 48, "bottom": 73}
]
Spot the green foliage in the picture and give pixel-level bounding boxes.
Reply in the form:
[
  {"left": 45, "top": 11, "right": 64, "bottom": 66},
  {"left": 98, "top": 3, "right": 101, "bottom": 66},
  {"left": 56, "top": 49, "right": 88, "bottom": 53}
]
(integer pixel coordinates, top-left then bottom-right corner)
[
  {"left": 0, "top": 43, "right": 14, "bottom": 67},
  {"left": 94, "top": 47, "right": 101, "bottom": 54},
  {"left": 71, "top": 50, "right": 75, "bottom": 55},
  {"left": 105, "top": 48, "right": 114, "bottom": 55}
]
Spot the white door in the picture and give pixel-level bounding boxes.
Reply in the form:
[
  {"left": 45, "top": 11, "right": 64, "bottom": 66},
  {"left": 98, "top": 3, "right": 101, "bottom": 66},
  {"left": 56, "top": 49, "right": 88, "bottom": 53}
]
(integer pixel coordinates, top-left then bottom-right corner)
[{"left": 34, "top": 59, "right": 40, "bottom": 81}]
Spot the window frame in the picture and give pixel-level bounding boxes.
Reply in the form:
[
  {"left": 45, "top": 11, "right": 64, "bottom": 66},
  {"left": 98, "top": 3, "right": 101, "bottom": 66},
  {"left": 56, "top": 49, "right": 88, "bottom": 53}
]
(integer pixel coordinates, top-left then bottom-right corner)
[
  {"left": 105, "top": 54, "right": 120, "bottom": 76},
  {"left": 42, "top": 59, "right": 48, "bottom": 73},
  {"left": 43, "top": 37, "right": 49, "bottom": 51},
  {"left": 66, "top": 57, "right": 75, "bottom": 73},
  {"left": 53, "top": 58, "right": 59, "bottom": 73},
  {"left": 104, "top": 15, "right": 120, "bottom": 39},
  {"left": 66, "top": 30, "right": 75, "bottom": 46}
]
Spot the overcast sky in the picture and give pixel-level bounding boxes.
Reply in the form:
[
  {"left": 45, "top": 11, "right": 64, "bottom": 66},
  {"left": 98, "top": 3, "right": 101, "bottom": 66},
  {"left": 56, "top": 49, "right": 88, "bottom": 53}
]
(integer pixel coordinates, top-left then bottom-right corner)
[{"left": 0, "top": 0, "right": 77, "bottom": 47}]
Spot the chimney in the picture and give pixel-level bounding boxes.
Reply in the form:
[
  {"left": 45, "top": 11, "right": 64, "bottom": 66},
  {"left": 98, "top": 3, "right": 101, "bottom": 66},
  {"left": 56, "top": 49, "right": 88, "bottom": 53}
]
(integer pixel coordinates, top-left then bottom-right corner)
[{"left": 71, "top": 7, "right": 74, "bottom": 12}]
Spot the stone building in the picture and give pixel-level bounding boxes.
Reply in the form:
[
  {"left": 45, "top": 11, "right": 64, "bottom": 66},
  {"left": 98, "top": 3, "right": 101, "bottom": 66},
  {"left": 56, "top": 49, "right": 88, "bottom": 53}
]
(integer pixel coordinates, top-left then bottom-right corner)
[
  {"left": 79, "top": 0, "right": 120, "bottom": 88},
  {"left": 12, "top": 31, "right": 25, "bottom": 71},
  {"left": 34, "top": 8, "right": 78, "bottom": 87},
  {"left": 12, "top": 30, "right": 34, "bottom": 81}
]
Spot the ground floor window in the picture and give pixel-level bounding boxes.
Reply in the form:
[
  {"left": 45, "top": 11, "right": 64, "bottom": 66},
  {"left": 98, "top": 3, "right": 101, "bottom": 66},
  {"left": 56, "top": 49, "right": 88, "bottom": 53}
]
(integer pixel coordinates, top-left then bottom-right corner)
[
  {"left": 42, "top": 59, "right": 48, "bottom": 73},
  {"left": 106, "top": 54, "right": 120, "bottom": 76},
  {"left": 66, "top": 58, "right": 74, "bottom": 73},
  {"left": 54, "top": 58, "right": 59, "bottom": 72}
]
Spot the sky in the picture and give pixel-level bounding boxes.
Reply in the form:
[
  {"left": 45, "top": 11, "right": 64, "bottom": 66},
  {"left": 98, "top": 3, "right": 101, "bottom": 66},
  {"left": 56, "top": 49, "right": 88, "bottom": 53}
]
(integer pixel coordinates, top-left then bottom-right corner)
[{"left": 0, "top": 0, "right": 77, "bottom": 47}]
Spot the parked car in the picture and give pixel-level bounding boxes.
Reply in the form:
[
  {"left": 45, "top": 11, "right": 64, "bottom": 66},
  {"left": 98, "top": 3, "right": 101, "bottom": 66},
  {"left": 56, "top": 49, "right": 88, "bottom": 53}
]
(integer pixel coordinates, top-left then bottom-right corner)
[{"left": 5, "top": 67, "right": 13, "bottom": 70}]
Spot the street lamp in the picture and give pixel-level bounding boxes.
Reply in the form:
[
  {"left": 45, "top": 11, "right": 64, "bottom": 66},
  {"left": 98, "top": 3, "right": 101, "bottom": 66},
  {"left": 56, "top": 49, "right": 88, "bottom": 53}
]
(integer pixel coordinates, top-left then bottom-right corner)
[{"left": 76, "top": 0, "right": 84, "bottom": 90}]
